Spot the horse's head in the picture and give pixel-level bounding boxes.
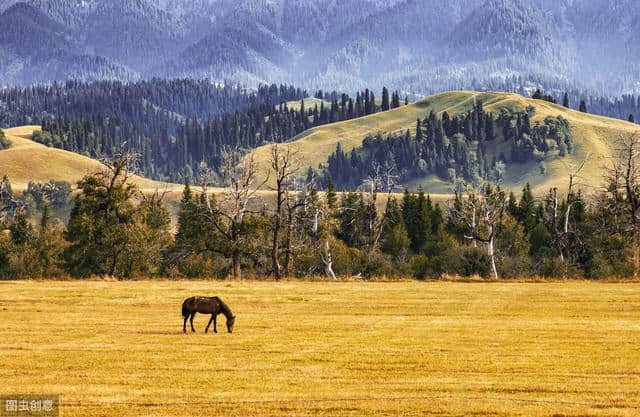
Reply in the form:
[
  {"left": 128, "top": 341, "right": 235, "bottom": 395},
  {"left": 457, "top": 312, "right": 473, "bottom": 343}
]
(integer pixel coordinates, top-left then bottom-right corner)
[{"left": 227, "top": 315, "right": 236, "bottom": 333}]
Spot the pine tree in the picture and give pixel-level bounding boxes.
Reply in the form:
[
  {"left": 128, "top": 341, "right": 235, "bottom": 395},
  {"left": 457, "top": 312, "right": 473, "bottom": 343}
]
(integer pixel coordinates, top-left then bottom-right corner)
[
  {"left": 326, "top": 177, "right": 337, "bottom": 210},
  {"left": 40, "top": 203, "right": 51, "bottom": 233},
  {"left": 517, "top": 183, "right": 536, "bottom": 233},
  {"left": 176, "top": 182, "right": 197, "bottom": 245},
  {"left": 507, "top": 192, "right": 518, "bottom": 218},
  {"left": 579, "top": 100, "right": 588, "bottom": 113},
  {"left": 563, "top": 93, "right": 569, "bottom": 108},
  {"left": 629, "top": 114, "right": 636, "bottom": 123},
  {"left": 9, "top": 210, "right": 33, "bottom": 246},
  {"left": 381, "top": 87, "right": 390, "bottom": 111},
  {"left": 414, "top": 188, "right": 432, "bottom": 252},
  {"left": 63, "top": 157, "right": 139, "bottom": 277}
]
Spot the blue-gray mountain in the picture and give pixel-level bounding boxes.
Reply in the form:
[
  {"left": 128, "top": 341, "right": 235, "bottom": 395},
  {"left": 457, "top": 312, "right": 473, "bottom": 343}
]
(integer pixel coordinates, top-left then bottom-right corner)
[{"left": 0, "top": 0, "right": 638, "bottom": 95}]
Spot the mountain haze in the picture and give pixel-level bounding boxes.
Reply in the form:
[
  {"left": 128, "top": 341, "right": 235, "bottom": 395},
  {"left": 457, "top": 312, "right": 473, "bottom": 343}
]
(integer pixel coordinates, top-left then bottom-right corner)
[{"left": 0, "top": 0, "right": 638, "bottom": 95}]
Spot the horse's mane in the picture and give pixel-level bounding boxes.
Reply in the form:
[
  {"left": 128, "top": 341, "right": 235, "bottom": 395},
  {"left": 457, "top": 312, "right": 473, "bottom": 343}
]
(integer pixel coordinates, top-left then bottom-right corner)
[{"left": 217, "top": 297, "right": 234, "bottom": 318}]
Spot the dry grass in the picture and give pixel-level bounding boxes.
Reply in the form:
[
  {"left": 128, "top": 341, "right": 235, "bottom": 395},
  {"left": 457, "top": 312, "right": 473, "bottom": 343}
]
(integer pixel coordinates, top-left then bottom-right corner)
[{"left": 0, "top": 280, "right": 638, "bottom": 416}]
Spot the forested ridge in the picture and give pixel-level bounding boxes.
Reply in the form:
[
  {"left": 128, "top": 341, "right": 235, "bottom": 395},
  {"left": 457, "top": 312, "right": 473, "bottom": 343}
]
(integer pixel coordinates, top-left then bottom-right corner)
[{"left": 2, "top": 0, "right": 640, "bottom": 97}]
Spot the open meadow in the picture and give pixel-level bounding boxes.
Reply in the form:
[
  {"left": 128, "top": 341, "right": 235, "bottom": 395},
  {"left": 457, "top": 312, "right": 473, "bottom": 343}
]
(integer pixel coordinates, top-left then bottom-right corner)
[{"left": 0, "top": 280, "right": 639, "bottom": 416}]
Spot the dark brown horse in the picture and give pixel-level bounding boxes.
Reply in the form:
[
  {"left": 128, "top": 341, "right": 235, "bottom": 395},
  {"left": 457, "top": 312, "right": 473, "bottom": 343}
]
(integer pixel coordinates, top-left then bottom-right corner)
[{"left": 181, "top": 296, "right": 235, "bottom": 334}]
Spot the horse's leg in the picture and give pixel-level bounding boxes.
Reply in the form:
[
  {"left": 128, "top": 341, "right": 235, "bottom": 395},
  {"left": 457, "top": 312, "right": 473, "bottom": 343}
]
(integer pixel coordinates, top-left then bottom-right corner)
[
  {"left": 190, "top": 313, "right": 196, "bottom": 332},
  {"left": 183, "top": 315, "right": 188, "bottom": 334},
  {"left": 205, "top": 314, "right": 214, "bottom": 333},
  {"left": 213, "top": 314, "right": 218, "bottom": 333}
]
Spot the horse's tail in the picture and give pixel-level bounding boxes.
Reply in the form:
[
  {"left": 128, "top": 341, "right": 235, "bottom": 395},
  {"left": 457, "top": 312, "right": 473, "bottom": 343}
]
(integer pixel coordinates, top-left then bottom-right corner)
[{"left": 181, "top": 299, "right": 190, "bottom": 318}]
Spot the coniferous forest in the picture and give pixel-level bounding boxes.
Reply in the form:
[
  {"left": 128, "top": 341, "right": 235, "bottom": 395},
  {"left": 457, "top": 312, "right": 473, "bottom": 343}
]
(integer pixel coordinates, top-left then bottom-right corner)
[{"left": 0, "top": 79, "right": 637, "bottom": 186}]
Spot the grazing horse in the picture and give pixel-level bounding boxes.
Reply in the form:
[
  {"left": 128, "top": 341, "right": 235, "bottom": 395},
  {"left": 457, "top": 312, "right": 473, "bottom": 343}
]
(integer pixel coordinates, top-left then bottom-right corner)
[{"left": 181, "top": 296, "right": 236, "bottom": 334}]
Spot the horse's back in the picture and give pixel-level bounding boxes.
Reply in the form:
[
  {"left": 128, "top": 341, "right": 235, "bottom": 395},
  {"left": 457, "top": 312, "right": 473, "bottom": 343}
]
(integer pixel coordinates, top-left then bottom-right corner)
[{"left": 186, "top": 296, "right": 222, "bottom": 314}]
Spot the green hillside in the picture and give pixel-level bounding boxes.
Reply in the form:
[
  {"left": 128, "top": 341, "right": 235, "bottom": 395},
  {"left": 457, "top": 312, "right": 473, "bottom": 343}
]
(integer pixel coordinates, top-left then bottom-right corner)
[{"left": 253, "top": 91, "right": 640, "bottom": 194}]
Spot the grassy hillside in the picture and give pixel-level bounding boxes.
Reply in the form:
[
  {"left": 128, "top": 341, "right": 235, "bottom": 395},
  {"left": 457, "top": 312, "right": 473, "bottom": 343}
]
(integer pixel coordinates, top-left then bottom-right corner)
[
  {"left": 0, "top": 126, "right": 182, "bottom": 193},
  {"left": 253, "top": 91, "right": 640, "bottom": 195}
]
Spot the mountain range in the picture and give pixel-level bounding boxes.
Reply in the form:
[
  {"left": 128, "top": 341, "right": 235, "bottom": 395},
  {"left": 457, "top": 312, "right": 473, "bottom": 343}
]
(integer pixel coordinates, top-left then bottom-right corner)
[{"left": 1, "top": 0, "right": 639, "bottom": 95}]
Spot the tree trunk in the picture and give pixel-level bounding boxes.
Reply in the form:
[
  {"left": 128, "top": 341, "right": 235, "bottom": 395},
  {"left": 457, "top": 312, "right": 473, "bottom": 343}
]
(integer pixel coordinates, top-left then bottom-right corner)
[
  {"left": 231, "top": 222, "right": 241, "bottom": 279},
  {"left": 471, "top": 206, "right": 477, "bottom": 248},
  {"left": 322, "top": 240, "right": 336, "bottom": 280},
  {"left": 634, "top": 232, "right": 639, "bottom": 279},
  {"left": 284, "top": 212, "right": 293, "bottom": 277},
  {"left": 232, "top": 249, "right": 241, "bottom": 279},
  {"left": 487, "top": 227, "right": 498, "bottom": 279},
  {"left": 272, "top": 214, "right": 281, "bottom": 280},
  {"left": 109, "top": 250, "right": 120, "bottom": 277}
]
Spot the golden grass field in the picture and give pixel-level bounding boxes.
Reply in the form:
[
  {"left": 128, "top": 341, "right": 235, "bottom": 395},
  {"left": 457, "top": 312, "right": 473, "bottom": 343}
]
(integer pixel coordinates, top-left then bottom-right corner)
[{"left": 1, "top": 280, "right": 639, "bottom": 416}]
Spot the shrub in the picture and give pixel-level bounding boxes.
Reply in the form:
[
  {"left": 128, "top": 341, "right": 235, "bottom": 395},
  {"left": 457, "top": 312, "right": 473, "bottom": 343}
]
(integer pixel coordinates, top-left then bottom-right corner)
[{"left": 410, "top": 255, "right": 431, "bottom": 280}]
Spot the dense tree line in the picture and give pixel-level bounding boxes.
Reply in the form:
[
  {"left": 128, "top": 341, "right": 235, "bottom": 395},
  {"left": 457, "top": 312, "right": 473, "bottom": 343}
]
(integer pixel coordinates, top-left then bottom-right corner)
[
  {"left": 324, "top": 103, "right": 573, "bottom": 190},
  {"left": 0, "top": 79, "right": 304, "bottom": 127},
  {"left": 2, "top": 134, "right": 640, "bottom": 280}
]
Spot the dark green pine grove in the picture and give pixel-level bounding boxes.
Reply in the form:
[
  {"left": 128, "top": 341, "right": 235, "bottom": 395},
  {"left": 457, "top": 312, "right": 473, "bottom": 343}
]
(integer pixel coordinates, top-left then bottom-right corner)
[{"left": 324, "top": 102, "right": 573, "bottom": 190}]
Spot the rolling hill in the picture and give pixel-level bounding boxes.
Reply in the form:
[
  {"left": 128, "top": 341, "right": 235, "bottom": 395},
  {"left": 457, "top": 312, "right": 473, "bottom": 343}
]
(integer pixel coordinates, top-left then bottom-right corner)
[
  {"left": 252, "top": 91, "right": 640, "bottom": 195},
  {"left": 0, "top": 126, "right": 180, "bottom": 193}
]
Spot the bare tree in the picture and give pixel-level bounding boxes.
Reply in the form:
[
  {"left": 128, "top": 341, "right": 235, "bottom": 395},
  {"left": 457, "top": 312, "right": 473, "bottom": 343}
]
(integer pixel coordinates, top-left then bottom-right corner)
[
  {"left": 199, "top": 149, "right": 268, "bottom": 279},
  {"left": 0, "top": 175, "right": 23, "bottom": 224},
  {"left": 363, "top": 162, "right": 398, "bottom": 251},
  {"left": 452, "top": 185, "right": 507, "bottom": 279},
  {"left": 545, "top": 156, "right": 589, "bottom": 262},
  {"left": 604, "top": 132, "right": 640, "bottom": 276},
  {"left": 320, "top": 240, "right": 336, "bottom": 280},
  {"left": 269, "top": 145, "right": 301, "bottom": 279},
  {"left": 282, "top": 177, "right": 313, "bottom": 277}
]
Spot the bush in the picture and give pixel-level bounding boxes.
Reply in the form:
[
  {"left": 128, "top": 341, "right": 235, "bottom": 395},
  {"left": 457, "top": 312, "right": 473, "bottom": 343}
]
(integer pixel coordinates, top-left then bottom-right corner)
[
  {"left": 360, "top": 250, "right": 399, "bottom": 278},
  {"left": 498, "top": 256, "right": 535, "bottom": 279},
  {"left": 410, "top": 255, "right": 431, "bottom": 280},
  {"left": 537, "top": 257, "right": 582, "bottom": 278},
  {"left": 440, "top": 247, "right": 491, "bottom": 278},
  {"left": 0, "top": 130, "right": 8, "bottom": 150},
  {"left": 0, "top": 233, "right": 11, "bottom": 278}
]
